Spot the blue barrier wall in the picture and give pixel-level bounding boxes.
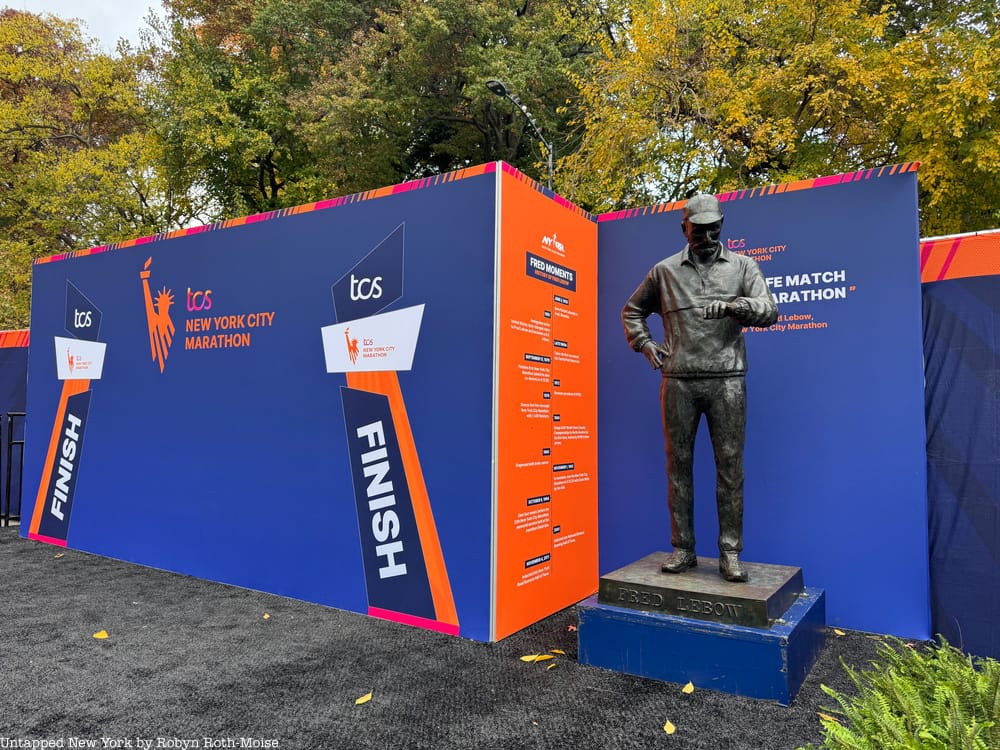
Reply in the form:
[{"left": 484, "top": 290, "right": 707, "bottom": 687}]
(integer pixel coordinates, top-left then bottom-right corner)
[
  {"left": 1, "top": 331, "right": 28, "bottom": 522},
  {"left": 923, "top": 275, "right": 1000, "bottom": 657},
  {"left": 22, "top": 170, "right": 500, "bottom": 640},
  {"left": 597, "top": 168, "right": 930, "bottom": 638}
]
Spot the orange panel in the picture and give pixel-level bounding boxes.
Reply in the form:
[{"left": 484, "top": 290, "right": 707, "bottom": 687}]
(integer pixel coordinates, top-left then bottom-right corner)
[{"left": 494, "top": 167, "right": 599, "bottom": 639}]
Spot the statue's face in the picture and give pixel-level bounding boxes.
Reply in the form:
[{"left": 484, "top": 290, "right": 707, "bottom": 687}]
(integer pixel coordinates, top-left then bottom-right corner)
[{"left": 682, "top": 218, "right": 723, "bottom": 253}]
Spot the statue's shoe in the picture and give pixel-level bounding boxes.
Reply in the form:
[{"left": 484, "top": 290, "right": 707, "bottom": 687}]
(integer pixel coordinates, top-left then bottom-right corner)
[
  {"left": 661, "top": 548, "right": 697, "bottom": 573},
  {"left": 719, "top": 551, "right": 748, "bottom": 582}
]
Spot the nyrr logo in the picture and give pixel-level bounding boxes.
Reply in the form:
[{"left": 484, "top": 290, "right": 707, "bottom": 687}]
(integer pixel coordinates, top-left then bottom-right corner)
[
  {"left": 332, "top": 224, "right": 404, "bottom": 322},
  {"left": 140, "top": 257, "right": 176, "bottom": 373},
  {"left": 542, "top": 233, "right": 565, "bottom": 253}
]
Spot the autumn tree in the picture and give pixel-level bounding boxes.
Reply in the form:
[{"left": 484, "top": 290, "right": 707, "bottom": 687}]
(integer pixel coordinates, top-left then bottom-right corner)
[
  {"left": 152, "top": 0, "right": 593, "bottom": 209},
  {"left": 558, "top": 0, "right": 900, "bottom": 210},
  {"left": 0, "top": 9, "right": 202, "bottom": 328},
  {"left": 298, "top": 0, "right": 592, "bottom": 194},
  {"left": 558, "top": 0, "right": 1000, "bottom": 234},
  {"left": 881, "top": 2, "right": 1000, "bottom": 234},
  {"left": 151, "top": 0, "right": 389, "bottom": 217}
]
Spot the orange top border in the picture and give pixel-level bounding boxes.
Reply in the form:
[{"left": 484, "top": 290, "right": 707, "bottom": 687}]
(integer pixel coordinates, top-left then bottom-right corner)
[
  {"left": 920, "top": 229, "right": 1000, "bottom": 283},
  {"left": 500, "top": 163, "right": 596, "bottom": 221},
  {"left": 0, "top": 329, "right": 30, "bottom": 348},
  {"left": 34, "top": 163, "right": 501, "bottom": 266},
  {"left": 597, "top": 162, "right": 920, "bottom": 222}
]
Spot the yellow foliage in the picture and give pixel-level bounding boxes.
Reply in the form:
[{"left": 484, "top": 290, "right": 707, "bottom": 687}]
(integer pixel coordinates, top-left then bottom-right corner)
[{"left": 557, "top": 0, "right": 1000, "bottom": 235}]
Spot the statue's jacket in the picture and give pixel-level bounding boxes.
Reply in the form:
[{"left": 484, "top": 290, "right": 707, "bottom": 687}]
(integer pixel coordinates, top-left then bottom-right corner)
[{"left": 622, "top": 244, "right": 778, "bottom": 377}]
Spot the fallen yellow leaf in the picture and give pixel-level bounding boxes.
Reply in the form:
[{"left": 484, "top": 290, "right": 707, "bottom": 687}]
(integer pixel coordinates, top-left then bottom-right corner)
[
  {"left": 546, "top": 662, "right": 557, "bottom": 670},
  {"left": 817, "top": 712, "right": 841, "bottom": 724},
  {"left": 532, "top": 654, "right": 555, "bottom": 663},
  {"left": 682, "top": 682, "right": 694, "bottom": 694},
  {"left": 355, "top": 691, "right": 373, "bottom": 705},
  {"left": 550, "top": 649, "right": 566, "bottom": 655},
  {"left": 263, "top": 613, "right": 271, "bottom": 620},
  {"left": 92, "top": 630, "right": 108, "bottom": 640},
  {"left": 520, "top": 654, "right": 540, "bottom": 662},
  {"left": 833, "top": 629, "right": 846, "bottom": 636},
  {"left": 663, "top": 720, "right": 676, "bottom": 735}
]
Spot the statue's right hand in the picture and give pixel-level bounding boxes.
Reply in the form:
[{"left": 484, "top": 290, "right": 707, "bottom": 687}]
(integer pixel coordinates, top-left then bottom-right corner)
[{"left": 642, "top": 341, "right": 665, "bottom": 370}]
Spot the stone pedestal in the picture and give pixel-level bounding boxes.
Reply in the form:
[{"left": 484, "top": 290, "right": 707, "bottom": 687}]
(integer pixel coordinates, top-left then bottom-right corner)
[
  {"left": 579, "top": 552, "right": 826, "bottom": 705},
  {"left": 598, "top": 551, "right": 804, "bottom": 627}
]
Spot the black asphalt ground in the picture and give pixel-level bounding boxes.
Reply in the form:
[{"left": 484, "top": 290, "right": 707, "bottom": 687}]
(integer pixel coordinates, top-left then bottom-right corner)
[{"left": 0, "top": 527, "right": 886, "bottom": 749}]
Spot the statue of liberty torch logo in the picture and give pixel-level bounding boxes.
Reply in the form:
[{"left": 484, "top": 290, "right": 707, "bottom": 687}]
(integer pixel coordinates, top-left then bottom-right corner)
[
  {"left": 344, "top": 327, "right": 360, "bottom": 365},
  {"left": 140, "top": 257, "right": 175, "bottom": 373}
]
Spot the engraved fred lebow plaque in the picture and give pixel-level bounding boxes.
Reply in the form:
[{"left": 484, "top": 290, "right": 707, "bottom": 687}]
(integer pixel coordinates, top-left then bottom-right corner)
[{"left": 598, "top": 552, "right": 804, "bottom": 628}]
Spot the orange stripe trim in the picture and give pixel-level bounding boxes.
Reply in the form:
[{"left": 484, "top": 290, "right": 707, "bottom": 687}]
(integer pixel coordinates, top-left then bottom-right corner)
[{"left": 0, "top": 330, "right": 30, "bottom": 347}]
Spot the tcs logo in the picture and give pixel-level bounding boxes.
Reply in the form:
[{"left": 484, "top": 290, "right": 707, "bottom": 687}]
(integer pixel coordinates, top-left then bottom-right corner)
[
  {"left": 350, "top": 274, "right": 383, "bottom": 301},
  {"left": 727, "top": 238, "right": 747, "bottom": 250},
  {"left": 187, "top": 288, "right": 213, "bottom": 311},
  {"left": 64, "top": 281, "right": 102, "bottom": 342},
  {"left": 331, "top": 224, "right": 403, "bottom": 321},
  {"left": 73, "top": 309, "right": 93, "bottom": 328}
]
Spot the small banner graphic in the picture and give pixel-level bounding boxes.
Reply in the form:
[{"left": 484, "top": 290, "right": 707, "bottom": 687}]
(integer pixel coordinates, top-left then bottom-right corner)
[
  {"left": 332, "top": 224, "right": 405, "bottom": 323},
  {"left": 525, "top": 252, "right": 577, "bottom": 292},
  {"left": 30, "top": 386, "right": 91, "bottom": 545},
  {"left": 341, "top": 386, "right": 437, "bottom": 622},
  {"left": 64, "top": 281, "right": 102, "bottom": 341},
  {"left": 54, "top": 336, "right": 107, "bottom": 381},
  {"left": 321, "top": 305, "right": 424, "bottom": 373}
]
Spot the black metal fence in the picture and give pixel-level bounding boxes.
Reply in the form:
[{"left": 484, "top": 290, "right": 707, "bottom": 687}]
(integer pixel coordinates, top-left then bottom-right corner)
[{"left": 2, "top": 411, "right": 25, "bottom": 527}]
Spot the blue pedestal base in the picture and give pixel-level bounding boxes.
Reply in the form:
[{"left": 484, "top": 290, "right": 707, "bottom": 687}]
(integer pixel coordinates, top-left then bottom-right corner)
[{"left": 578, "top": 587, "right": 826, "bottom": 705}]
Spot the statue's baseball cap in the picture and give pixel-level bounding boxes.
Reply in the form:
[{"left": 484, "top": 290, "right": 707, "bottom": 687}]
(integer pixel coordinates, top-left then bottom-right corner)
[{"left": 683, "top": 194, "right": 723, "bottom": 224}]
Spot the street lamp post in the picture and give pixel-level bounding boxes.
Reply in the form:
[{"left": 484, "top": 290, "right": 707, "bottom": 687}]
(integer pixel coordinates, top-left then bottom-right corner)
[{"left": 485, "top": 79, "right": 553, "bottom": 191}]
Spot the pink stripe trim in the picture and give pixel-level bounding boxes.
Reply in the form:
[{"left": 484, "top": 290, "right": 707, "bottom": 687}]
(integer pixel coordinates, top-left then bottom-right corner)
[
  {"left": 313, "top": 197, "right": 343, "bottom": 210},
  {"left": 0, "top": 330, "right": 30, "bottom": 348},
  {"left": 812, "top": 175, "right": 843, "bottom": 188},
  {"left": 920, "top": 242, "right": 933, "bottom": 272},
  {"left": 598, "top": 210, "right": 628, "bottom": 222},
  {"left": 936, "top": 238, "right": 964, "bottom": 281},
  {"left": 367, "top": 606, "right": 460, "bottom": 636},
  {"left": 28, "top": 532, "right": 68, "bottom": 547},
  {"left": 392, "top": 179, "right": 424, "bottom": 194}
]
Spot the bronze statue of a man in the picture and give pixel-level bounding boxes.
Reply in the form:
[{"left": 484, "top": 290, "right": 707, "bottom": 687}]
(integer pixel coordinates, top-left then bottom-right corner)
[{"left": 622, "top": 194, "right": 778, "bottom": 582}]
